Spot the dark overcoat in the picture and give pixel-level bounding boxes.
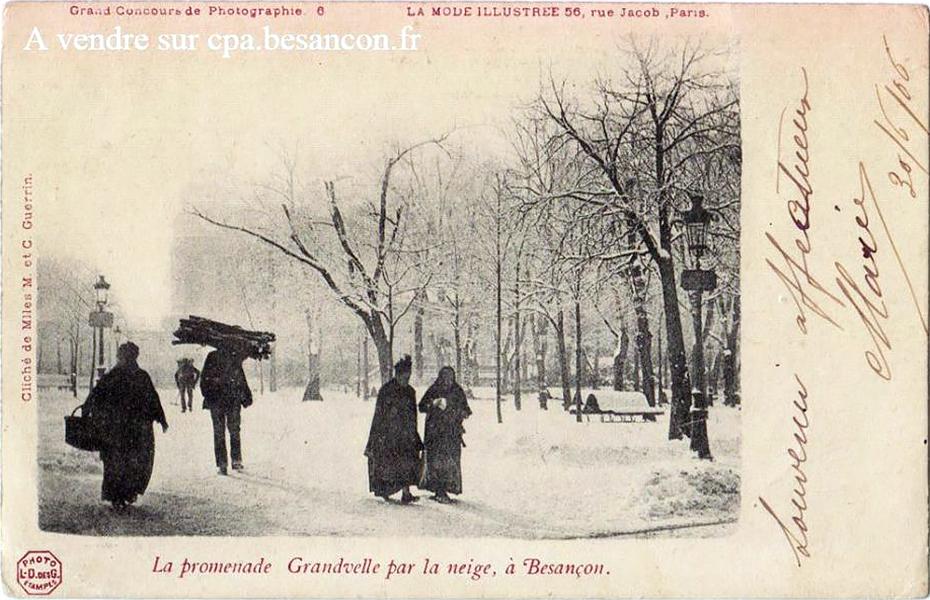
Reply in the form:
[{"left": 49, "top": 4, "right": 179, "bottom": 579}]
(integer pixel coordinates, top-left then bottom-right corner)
[
  {"left": 364, "top": 379, "right": 423, "bottom": 497},
  {"left": 418, "top": 380, "right": 471, "bottom": 495},
  {"left": 87, "top": 362, "right": 167, "bottom": 504},
  {"left": 200, "top": 350, "right": 252, "bottom": 411},
  {"left": 175, "top": 362, "right": 200, "bottom": 389}
]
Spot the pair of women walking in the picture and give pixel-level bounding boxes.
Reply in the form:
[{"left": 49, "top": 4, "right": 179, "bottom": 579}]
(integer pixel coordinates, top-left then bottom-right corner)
[{"left": 364, "top": 356, "right": 472, "bottom": 505}]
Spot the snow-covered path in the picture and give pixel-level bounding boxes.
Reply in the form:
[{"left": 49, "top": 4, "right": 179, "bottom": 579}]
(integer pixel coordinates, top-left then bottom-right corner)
[{"left": 39, "top": 387, "right": 740, "bottom": 538}]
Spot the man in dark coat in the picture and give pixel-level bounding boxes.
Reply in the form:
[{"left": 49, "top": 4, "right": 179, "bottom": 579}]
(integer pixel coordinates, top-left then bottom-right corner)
[
  {"left": 364, "top": 355, "right": 422, "bottom": 504},
  {"left": 174, "top": 358, "right": 200, "bottom": 413},
  {"left": 200, "top": 346, "right": 252, "bottom": 475},
  {"left": 87, "top": 342, "right": 168, "bottom": 511},
  {"left": 419, "top": 366, "right": 471, "bottom": 503}
]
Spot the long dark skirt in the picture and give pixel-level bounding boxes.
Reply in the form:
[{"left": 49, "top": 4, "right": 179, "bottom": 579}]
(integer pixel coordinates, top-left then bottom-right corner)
[
  {"left": 420, "top": 443, "right": 463, "bottom": 495},
  {"left": 367, "top": 452, "right": 420, "bottom": 497},
  {"left": 100, "top": 428, "right": 155, "bottom": 504}
]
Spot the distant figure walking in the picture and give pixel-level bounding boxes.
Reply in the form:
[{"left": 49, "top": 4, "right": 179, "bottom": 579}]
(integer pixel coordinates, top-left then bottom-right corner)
[
  {"left": 174, "top": 358, "right": 200, "bottom": 413},
  {"left": 419, "top": 366, "right": 472, "bottom": 504},
  {"left": 364, "top": 355, "right": 422, "bottom": 504},
  {"left": 87, "top": 342, "right": 168, "bottom": 511},
  {"left": 200, "top": 347, "right": 252, "bottom": 476}
]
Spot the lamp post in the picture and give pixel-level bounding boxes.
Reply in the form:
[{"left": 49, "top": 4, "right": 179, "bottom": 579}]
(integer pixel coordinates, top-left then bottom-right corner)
[
  {"left": 88, "top": 275, "right": 113, "bottom": 389},
  {"left": 680, "top": 194, "right": 714, "bottom": 460},
  {"left": 112, "top": 325, "right": 122, "bottom": 365}
]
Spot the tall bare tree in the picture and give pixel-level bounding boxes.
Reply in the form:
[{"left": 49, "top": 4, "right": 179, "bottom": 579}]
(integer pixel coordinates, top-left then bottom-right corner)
[
  {"left": 529, "top": 39, "right": 739, "bottom": 438},
  {"left": 193, "top": 137, "right": 448, "bottom": 384}
]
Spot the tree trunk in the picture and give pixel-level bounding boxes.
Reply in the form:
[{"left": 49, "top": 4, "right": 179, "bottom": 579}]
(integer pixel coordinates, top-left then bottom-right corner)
[
  {"left": 632, "top": 349, "right": 641, "bottom": 391},
  {"left": 269, "top": 349, "right": 277, "bottom": 393},
  {"left": 649, "top": 137, "right": 692, "bottom": 438},
  {"left": 363, "top": 335, "right": 371, "bottom": 399},
  {"left": 501, "top": 317, "right": 514, "bottom": 393},
  {"left": 613, "top": 324, "right": 629, "bottom": 391},
  {"left": 574, "top": 297, "right": 582, "bottom": 423},
  {"left": 513, "top": 260, "right": 522, "bottom": 411},
  {"left": 723, "top": 296, "right": 740, "bottom": 406},
  {"left": 70, "top": 332, "right": 78, "bottom": 397},
  {"left": 612, "top": 349, "right": 623, "bottom": 391},
  {"left": 495, "top": 255, "right": 503, "bottom": 424},
  {"left": 629, "top": 265, "right": 656, "bottom": 407},
  {"left": 594, "top": 344, "right": 601, "bottom": 389},
  {"left": 269, "top": 265, "right": 277, "bottom": 394},
  {"left": 370, "top": 317, "right": 393, "bottom": 385},
  {"left": 356, "top": 331, "right": 362, "bottom": 398},
  {"left": 657, "top": 255, "right": 690, "bottom": 439},
  {"left": 531, "top": 314, "right": 549, "bottom": 402},
  {"left": 462, "top": 320, "right": 476, "bottom": 389},
  {"left": 556, "top": 309, "right": 571, "bottom": 409},
  {"left": 303, "top": 309, "right": 323, "bottom": 401},
  {"left": 431, "top": 333, "right": 439, "bottom": 373},
  {"left": 453, "top": 294, "right": 463, "bottom": 379},
  {"left": 657, "top": 316, "right": 667, "bottom": 405},
  {"left": 709, "top": 349, "right": 722, "bottom": 401},
  {"left": 414, "top": 299, "right": 424, "bottom": 382}
]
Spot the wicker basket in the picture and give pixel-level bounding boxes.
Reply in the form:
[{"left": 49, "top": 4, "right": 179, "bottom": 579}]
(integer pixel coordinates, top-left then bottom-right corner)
[{"left": 64, "top": 404, "right": 100, "bottom": 452}]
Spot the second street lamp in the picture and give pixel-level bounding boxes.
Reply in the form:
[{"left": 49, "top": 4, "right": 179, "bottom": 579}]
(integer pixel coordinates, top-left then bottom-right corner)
[{"left": 89, "top": 275, "right": 114, "bottom": 389}]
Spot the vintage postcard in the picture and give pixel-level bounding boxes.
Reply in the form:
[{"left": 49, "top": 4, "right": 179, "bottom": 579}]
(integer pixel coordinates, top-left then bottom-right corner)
[{"left": 1, "top": 1, "right": 927, "bottom": 597}]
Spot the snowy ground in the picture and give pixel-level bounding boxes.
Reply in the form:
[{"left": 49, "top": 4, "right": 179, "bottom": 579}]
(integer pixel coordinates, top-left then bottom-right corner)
[{"left": 38, "top": 386, "right": 740, "bottom": 538}]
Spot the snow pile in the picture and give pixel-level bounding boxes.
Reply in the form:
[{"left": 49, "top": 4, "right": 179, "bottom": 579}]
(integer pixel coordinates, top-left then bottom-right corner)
[{"left": 641, "top": 467, "right": 740, "bottom": 521}]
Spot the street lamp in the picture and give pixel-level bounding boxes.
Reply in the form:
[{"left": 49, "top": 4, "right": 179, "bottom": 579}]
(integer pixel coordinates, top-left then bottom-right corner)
[
  {"left": 680, "top": 194, "right": 715, "bottom": 460},
  {"left": 682, "top": 193, "right": 712, "bottom": 261},
  {"left": 93, "top": 275, "right": 110, "bottom": 308},
  {"left": 88, "top": 275, "right": 113, "bottom": 389}
]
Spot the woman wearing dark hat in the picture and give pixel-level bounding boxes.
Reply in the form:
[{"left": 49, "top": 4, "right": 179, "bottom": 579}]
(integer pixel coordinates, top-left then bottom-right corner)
[
  {"left": 364, "top": 355, "right": 423, "bottom": 504},
  {"left": 87, "top": 342, "right": 168, "bottom": 511},
  {"left": 419, "top": 366, "right": 471, "bottom": 504}
]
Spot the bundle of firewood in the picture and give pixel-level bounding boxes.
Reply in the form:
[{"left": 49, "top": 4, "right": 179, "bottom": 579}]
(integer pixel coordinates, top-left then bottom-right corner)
[{"left": 172, "top": 316, "right": 275, "bottom": 359}]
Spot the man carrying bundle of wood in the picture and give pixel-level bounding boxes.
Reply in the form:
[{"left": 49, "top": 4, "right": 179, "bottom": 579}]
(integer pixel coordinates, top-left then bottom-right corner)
[
  {"left": 200, "top": 347, "right": 253, "bottom": 476},
  {"left": 173, "top": 316, "right": 272, "bottom": 476}
]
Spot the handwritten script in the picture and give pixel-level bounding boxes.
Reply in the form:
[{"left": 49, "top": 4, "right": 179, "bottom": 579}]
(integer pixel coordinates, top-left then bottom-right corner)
[{"left": 761, "top": 35, "right": 928, "bottom": 567}]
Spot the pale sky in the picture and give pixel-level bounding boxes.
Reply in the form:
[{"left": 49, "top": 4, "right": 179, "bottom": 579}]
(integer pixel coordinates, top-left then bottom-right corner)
[{"left": 5, "top": 5, "right": 733, "bottom": 329}]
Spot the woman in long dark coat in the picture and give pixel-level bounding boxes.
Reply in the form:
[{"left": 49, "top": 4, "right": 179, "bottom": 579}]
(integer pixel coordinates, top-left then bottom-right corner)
[
  {"left": 88, "top": 342, "right": 168, "bottom": 511},
  {"left": 364, "top": 355, "right": 422, "bottom": 504},
  {"left": 419, "top": 366, "right": 471, "bottom": 504}
]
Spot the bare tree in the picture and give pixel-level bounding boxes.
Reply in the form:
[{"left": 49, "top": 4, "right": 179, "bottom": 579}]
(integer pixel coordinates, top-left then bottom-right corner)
[
  {"left": 529, "top": 38, "right": 739, "bottom": 438},
  {"left": 193, "top": 137, "right": 449, "bottom": 384},
  {"left": 37, "top": 257, "right": 98, "bottom": 396}
]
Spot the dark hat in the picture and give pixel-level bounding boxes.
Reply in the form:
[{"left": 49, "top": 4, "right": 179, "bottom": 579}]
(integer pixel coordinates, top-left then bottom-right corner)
[
  {"left": 118, "top": 341, "right": 140, "bottom": 362},
  {"left": 394, "top": 354, "right": 413, "bottom": 374}
]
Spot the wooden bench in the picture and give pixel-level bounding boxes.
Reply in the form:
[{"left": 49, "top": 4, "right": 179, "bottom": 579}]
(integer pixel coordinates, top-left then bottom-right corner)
[
  {"left": 568, "top": 389, "right": 665, "bottom": 423},
  {"left": 37, "top": 373, "right": 73, "bottom": 391},
  {"left": 584, "top": 408, "right": 665, "bottom": 423}
]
